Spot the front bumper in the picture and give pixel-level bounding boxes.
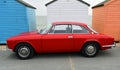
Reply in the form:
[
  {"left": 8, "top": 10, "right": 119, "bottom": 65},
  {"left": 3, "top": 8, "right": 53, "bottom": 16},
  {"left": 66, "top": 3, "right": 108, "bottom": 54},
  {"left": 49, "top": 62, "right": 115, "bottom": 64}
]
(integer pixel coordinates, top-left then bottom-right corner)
[{"left": 102, "top": 42, "right": 116, "bottom": 48}]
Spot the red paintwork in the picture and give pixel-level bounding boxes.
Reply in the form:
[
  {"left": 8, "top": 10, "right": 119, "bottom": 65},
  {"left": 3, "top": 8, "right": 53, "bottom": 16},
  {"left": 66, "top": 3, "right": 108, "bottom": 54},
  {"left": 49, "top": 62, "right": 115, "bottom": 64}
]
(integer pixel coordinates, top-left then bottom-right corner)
[{"left": 7, "top": 22, "right": 114, "bottom": 53}]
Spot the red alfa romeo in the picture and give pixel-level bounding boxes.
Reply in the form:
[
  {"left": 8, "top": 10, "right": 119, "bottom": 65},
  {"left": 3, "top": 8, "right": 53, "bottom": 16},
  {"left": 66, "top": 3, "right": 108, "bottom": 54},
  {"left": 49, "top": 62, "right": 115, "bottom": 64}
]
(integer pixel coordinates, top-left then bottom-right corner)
[{"left": 7, "top": 22, "right": 116, "bottom": 59}]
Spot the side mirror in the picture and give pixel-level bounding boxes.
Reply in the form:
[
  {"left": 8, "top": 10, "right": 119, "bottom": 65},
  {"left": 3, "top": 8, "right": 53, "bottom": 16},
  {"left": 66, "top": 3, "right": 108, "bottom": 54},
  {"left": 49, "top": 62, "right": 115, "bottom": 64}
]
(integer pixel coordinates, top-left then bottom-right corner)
[{"left": 91, "top": 32, "right": 95, "bottom": 34}]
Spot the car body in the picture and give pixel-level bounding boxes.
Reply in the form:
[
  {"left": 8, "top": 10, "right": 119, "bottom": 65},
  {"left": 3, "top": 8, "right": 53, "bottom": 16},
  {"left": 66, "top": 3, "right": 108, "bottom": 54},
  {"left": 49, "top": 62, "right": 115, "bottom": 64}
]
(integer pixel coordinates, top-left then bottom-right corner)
[{"left": 7, "top": 22, "right": 116, "bottom": 59}]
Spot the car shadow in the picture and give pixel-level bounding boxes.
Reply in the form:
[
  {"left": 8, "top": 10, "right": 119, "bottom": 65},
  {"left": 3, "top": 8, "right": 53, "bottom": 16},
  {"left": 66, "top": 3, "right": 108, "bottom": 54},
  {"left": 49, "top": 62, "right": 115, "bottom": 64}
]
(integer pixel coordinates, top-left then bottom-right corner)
[
  {"left": 33, "top": 51, "right": 115, "bottom": 59},
  {"left": 33, "top": 52, "right": 81, "bottom": 59},
  {"left": 6, "top": 50, "right": 116, "bottom": 60}
]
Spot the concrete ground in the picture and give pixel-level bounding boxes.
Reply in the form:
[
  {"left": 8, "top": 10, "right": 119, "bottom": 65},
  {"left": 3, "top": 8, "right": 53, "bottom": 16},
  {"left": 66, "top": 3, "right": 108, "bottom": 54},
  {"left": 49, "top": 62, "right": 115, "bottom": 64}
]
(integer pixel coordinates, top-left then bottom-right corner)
[{"left": 0, "top": 43, "right": 120, "bottom": 70}]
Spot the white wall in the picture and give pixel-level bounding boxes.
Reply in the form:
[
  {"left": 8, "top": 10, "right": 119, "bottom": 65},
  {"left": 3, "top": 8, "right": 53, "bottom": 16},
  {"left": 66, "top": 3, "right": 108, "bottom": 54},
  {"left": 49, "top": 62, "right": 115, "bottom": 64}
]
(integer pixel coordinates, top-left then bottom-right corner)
[
  {"left": 47, "top": 0, "right": 92, "bottom": 26},
  {"left": 36, "top": 15, "right": 92, "bottom": 30},
  {"left": 36, "top": 16, "right": 47, "bottom": 31}
]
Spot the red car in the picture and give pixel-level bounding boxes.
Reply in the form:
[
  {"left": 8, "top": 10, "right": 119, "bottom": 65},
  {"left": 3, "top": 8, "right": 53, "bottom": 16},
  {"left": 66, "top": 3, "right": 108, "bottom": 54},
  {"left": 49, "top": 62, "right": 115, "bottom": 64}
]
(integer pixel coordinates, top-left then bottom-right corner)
[{"left": 7, "top": 22, "right": 116, "bottom": 59}]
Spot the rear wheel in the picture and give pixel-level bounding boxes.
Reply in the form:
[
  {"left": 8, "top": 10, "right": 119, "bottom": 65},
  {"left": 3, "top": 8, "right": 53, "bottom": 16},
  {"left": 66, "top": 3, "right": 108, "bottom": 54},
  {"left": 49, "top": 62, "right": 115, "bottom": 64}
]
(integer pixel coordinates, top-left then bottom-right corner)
[
  {"left": 15, "top": 43, "right": 35, "bottom": 59},
  {"left": 81, "top": 43, "right": 99, "bottom": 57}
]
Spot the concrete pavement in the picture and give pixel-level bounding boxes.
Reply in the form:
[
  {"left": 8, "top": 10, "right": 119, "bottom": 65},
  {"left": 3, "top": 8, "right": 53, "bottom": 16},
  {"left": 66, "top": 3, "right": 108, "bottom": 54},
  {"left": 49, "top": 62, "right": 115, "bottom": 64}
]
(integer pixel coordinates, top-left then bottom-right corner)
[{"left": 0, "top": 43, "right": 120, "bottom": 70}]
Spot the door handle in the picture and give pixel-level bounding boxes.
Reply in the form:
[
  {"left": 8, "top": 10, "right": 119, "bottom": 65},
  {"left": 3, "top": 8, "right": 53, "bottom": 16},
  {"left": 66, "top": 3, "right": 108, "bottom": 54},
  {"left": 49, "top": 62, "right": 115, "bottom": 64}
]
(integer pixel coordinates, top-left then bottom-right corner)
[{"left": 68, "top": 36, "right": 73, "bottom": 38}]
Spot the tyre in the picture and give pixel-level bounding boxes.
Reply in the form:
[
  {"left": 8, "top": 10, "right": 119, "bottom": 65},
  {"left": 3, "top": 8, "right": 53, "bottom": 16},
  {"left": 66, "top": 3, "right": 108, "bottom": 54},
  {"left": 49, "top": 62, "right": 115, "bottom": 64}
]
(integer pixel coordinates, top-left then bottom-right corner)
[
  {"left": 81, "top": 42, "right": 99, "bottom": 57},
  {"left": 15, "top": 43, "right": 35, "bottom": 59}
]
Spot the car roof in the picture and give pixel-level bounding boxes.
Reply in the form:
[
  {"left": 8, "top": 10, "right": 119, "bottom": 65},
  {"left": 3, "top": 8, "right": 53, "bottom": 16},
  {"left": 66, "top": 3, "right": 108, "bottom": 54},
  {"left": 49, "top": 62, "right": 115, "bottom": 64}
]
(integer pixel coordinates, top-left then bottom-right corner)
[{"left": 52, "top": 22, "right": 87, "bottom": 26}]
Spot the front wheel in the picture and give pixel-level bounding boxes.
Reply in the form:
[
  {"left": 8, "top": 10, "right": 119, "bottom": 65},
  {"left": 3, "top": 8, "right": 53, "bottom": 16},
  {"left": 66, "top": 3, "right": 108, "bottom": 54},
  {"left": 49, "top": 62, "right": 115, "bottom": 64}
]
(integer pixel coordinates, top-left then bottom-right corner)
[
  {"left": 15, "top": 43, "right": 35, "bottom": 59},
  {"left": 81, "top": 43, "right": 99, "bottom": 57}
]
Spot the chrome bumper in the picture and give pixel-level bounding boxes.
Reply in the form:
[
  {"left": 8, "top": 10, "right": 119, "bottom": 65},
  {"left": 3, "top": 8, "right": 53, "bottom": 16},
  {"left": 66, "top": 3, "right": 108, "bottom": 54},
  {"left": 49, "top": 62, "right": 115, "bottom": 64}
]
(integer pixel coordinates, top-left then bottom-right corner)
[{"left": 102, "top": 42, "right": 116, "bottom": 48}]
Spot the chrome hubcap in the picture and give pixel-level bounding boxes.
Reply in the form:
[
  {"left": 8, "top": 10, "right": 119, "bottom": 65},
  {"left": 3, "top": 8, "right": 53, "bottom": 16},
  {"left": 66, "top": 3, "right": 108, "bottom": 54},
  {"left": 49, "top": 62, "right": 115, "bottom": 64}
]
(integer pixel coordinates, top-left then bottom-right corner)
[
  {"left": 86, "top": 45, "right": 96, "bottom": 55},
  {"left": 18, "top": 46, "right": 30, "bottom": 58}
]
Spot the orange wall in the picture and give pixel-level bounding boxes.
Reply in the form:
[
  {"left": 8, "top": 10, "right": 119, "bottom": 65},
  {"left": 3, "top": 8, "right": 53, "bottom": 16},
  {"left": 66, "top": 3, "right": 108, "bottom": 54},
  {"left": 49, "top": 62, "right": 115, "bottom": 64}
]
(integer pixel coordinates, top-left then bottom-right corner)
[
  {"left": 92, "top": 0, "right": 120, "bottom": 41},
  {"left": 105, "top": 1, "right": 120, "bottom": 41},
  {"left": 92, "top": 7, "right": 105, "bottom": 33}
]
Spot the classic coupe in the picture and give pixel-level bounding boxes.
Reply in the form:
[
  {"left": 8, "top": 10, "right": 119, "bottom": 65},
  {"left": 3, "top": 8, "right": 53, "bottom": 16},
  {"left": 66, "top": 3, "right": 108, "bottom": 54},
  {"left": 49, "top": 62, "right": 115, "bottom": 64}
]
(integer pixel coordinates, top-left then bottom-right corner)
[{"left": 7, "top": 22, "right": 116, "bottom": 59}]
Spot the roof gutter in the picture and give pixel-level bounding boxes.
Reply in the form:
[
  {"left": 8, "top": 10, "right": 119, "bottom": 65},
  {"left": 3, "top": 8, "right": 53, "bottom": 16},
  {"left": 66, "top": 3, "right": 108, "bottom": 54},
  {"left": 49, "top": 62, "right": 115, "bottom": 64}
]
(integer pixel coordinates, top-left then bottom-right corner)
[
  {"left": 45, "top": 0, "right": 90, "bottom": 6},
  {"left": 17, "top": 0, "right": 36, "bottom": 9},
  {"left": 92, "top": 4, "right": 104, "bottom": 9}
]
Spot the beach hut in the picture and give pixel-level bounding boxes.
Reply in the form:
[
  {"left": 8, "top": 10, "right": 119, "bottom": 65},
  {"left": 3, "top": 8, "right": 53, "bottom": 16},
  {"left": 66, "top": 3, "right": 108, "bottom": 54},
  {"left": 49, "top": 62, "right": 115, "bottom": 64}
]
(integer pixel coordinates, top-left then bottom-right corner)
[
  {"left": 0, "top": 0, "right": 36, "bottom": 44},
  {"left": 46, "top": 0, "right": 91, "bottom": 25},
  {"left": 92, "top": 0, "right": 120, "bottom": 41}
]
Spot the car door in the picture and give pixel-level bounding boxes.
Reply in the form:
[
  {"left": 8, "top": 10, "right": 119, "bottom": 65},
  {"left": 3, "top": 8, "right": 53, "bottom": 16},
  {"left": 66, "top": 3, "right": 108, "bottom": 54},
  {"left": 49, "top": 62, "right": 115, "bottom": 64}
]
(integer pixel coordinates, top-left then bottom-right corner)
[
  {"left": 72, "top": 24, "right": 91, "bottom": 51},
  {"left": 42, "top": 24, "right": 73, "bottom": 53}
]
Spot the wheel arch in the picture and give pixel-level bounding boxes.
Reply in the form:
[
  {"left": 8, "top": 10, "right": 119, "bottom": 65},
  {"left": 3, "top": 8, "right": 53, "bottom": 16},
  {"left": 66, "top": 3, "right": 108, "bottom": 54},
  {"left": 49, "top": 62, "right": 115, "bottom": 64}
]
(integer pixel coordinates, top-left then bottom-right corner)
[
  {"left": 13, "top": 42, "right": 35, "bottom": 52},
  {"left": 82, "top": 41, "right": 102, "bottom": 50}
]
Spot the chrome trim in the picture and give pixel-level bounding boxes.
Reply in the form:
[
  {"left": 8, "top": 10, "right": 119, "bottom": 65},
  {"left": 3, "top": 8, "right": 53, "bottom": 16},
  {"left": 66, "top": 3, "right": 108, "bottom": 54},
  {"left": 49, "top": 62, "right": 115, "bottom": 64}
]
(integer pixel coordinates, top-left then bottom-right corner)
[
  {"left": 102, "top": 42, "right": 116, "bottom": 48},
  {"left": 68, "top": 36, "right": 73, "bottom": 38}
]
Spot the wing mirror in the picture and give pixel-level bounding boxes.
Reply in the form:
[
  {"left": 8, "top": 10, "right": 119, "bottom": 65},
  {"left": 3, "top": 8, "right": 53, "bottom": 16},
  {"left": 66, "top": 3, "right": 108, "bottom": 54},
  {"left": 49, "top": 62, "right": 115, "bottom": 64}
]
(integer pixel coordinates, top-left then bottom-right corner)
[{"left": 91, "top": 32, "right": 95, "bottom": 34}]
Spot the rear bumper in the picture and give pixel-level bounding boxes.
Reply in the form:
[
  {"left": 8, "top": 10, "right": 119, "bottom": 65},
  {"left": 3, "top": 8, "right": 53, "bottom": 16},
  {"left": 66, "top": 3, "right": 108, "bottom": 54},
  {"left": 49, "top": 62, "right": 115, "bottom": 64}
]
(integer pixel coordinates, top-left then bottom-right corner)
[{"left": 102, "top": 42, "right": 116, "bottom": 48}]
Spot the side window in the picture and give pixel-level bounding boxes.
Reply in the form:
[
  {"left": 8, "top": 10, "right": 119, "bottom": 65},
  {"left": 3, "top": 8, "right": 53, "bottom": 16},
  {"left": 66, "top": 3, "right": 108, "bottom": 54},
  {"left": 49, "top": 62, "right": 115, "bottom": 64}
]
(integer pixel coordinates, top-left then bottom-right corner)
[
  {"left": 72, "top": 25, "right": 89, "bottom": 33},
  {"left": 50, "top": 25, "right": 72, "bottom": 34}
]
